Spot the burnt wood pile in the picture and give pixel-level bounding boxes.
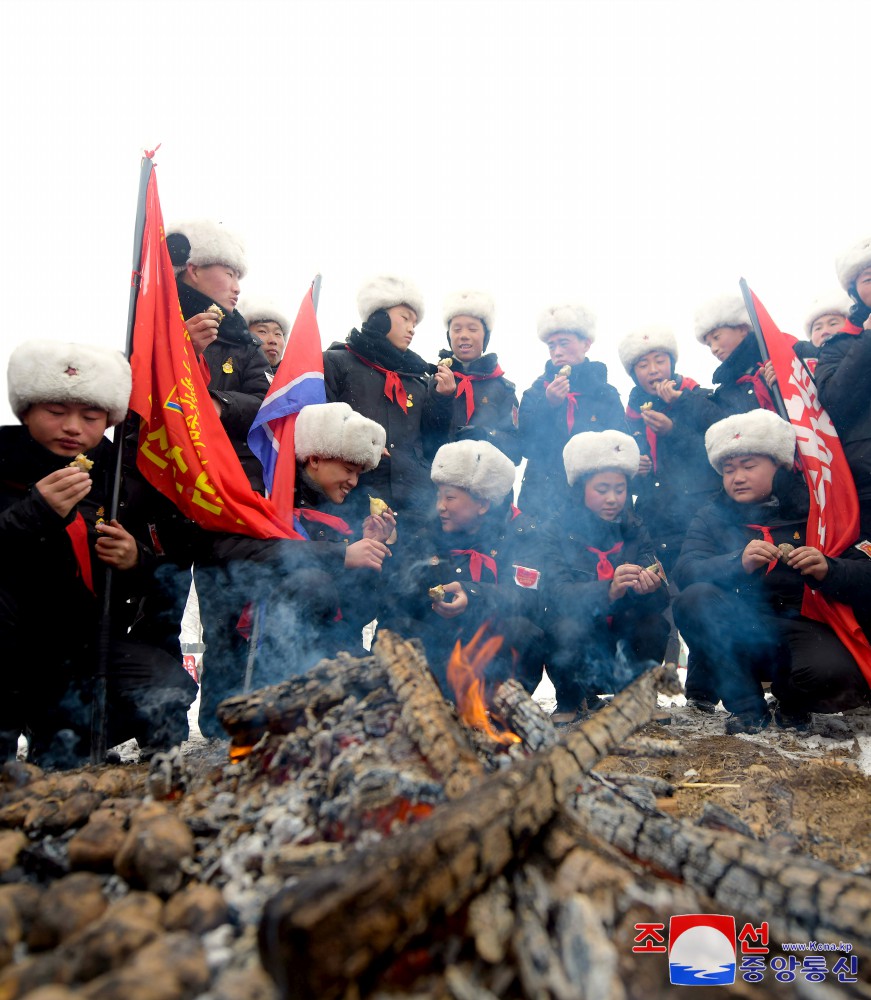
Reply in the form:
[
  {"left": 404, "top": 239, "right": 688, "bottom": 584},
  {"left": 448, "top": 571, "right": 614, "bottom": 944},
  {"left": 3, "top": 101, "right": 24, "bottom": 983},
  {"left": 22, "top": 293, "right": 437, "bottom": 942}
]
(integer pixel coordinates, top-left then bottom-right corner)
[{"left": 0, "top": 631, "right": 867, "bottom": 1000}]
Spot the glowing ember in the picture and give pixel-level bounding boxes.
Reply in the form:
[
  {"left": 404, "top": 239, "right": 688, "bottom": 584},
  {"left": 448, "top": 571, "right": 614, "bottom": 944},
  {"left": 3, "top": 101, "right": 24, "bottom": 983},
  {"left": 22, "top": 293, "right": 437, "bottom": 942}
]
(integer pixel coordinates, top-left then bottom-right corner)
[
  {"left": 229, "top": 743, "right": 255, "bottom": 763},
  {"left": 446, "top": 624, "right": 521, "bottom": 745}
]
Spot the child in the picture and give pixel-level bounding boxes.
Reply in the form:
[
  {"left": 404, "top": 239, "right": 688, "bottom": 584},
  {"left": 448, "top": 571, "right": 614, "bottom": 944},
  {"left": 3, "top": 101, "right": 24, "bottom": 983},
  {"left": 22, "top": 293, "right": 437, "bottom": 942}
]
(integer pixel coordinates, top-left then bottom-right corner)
[
  {"left": 541, "top": 430, "right": 669, "bottom": 723},
  {"left": 658, "top": 293, "right": 774, "bottom": 434},
  {"left": 673, "top": 410, "right": 870, "bottom": 733},
  {"left": 379, "top": 439, "right": 546, "bottom": 694},
  {"left": 816, "top": 237, "right": 871, "bottom": 538},
  {"left": 323, "top": 275, "right": 435, "bottom": 524},
  {"left": 1, "top": 340, "right": 197, "bottom": 766},
  {"left": 804, "top": 290, "right": 852, "bottom": 351},
  {"left": 424, "top": 289, "right": 521, "bottom": 464},
  {"left": 619, "top": 325, "right": 720, "bottom": 574},
  {"left": 518, "top": 303, "right": 626, "bottom": 520},
  {"left": 239, "top": 296, "right": 289, "bottom": 374}
]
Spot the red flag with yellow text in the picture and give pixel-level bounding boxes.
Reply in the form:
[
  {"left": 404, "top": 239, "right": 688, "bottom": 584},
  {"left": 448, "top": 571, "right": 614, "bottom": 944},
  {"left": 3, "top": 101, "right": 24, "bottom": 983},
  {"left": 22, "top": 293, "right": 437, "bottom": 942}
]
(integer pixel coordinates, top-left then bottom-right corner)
[{"left": 128, "top": 168, "right": 302, "bottom": 540}]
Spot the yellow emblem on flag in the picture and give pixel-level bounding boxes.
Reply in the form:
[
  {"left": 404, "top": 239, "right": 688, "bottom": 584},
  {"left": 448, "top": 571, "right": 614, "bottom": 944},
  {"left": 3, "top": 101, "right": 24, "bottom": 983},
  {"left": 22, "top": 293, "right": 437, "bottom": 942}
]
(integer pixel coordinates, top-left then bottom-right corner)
[{"left": 222, "top": 358, "right": 234, "bottom": 374}]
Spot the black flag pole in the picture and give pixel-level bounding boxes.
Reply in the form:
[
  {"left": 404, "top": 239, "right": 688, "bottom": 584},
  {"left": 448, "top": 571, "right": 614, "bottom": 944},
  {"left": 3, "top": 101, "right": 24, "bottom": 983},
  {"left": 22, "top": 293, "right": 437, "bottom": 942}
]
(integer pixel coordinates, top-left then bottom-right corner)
[
  {"left": 739, "top": 277, "right": 789, "bottom": 422},
  {"left": 90, "top": 152, "right": 156, "bottom": 764}
]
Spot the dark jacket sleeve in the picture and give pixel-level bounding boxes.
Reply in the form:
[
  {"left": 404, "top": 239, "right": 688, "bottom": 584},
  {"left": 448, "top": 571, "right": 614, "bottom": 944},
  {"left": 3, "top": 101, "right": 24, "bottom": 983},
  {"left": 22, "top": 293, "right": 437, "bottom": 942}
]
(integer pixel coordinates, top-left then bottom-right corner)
[
  {"left": 672, "top": 505, "right": 747, "bottom": 591},
  {"left": 669, "top": 385, "right": 729, "bottom": 436},
  {"left": 815, "top": 332, "right": 871, "bottom": 431}
]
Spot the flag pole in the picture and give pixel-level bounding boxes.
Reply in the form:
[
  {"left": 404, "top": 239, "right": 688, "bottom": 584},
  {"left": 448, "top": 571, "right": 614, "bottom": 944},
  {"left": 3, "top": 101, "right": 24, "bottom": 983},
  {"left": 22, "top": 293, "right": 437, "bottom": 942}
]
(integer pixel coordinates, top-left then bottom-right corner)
[
  {"left": 90, "top": 152, "right": 156, "bottom": 764},
  {"left": 739, "top": 277, "right": 789, "bottom": 422}
]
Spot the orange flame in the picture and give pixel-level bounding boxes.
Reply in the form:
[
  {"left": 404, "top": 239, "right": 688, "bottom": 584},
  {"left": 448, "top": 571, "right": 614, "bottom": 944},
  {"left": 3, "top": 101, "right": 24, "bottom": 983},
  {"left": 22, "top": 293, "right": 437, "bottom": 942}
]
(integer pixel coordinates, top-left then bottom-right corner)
[{"left": 446, "top": 624, "right": 521, "bottom": 745}]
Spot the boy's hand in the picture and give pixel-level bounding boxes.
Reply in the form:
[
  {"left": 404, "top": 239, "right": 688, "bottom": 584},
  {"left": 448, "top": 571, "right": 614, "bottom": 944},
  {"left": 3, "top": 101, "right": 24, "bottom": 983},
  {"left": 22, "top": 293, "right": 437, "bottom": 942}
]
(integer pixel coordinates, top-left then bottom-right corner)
[
  {"left": 185, "top": 311, "right": 221, "bottom": 355},
  {"left": 545, "top": 374, "right": 571, "bottom": 406},
  {"left": 786, "top": 545, "right": 828, "bottom": 581},
  {"left": 431, "top": 580, "right": 467, "bottom": 618},
  {"left": 641, "top": 409, "right": 673, "bottom": 436},
  {"left": 742, "top": 539, "right": 779, "bottom": 573},
  {"left": 761, "top": 360, "right": 777, "bottom": 389},
  {"left": 362, "top": 509, "right": 397, "bottom": 545},
  {"left": 631, "top": 566, "right": 662, "bottom": 594},
  {"left": 655, "top": 379, "right": 682, "bottom": 404},
  {"left": 608, "top": 563, "right": 641, "bottom": 601},
  {"left": 433, "top": 364, "right": 457, "bottom": 395},
  {"left": 637, "top": 454, "right": 653, "bottom": 475},
  {"left": 344, "top": 538, "right": 389, "bottom": 571},
  {"left": 35, "top": 467, "right": 92, "bottom": 518},
  {"left": 95, "top": 519, "right": 139, "bottom": 570}
]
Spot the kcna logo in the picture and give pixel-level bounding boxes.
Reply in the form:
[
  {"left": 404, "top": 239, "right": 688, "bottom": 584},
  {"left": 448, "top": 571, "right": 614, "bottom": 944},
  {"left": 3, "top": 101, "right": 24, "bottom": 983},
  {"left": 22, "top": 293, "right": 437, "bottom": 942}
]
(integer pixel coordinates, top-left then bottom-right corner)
[{"left": 669, "top": 914, "right": 736, "bottom": 986}]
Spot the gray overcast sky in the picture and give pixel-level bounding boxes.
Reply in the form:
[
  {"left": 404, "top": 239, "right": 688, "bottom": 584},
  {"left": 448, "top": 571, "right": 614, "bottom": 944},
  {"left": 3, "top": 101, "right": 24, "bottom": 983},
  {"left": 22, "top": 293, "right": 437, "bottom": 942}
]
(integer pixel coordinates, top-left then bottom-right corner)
[{"left": 0, "top": 0, "right": 867, "bottom": 426}]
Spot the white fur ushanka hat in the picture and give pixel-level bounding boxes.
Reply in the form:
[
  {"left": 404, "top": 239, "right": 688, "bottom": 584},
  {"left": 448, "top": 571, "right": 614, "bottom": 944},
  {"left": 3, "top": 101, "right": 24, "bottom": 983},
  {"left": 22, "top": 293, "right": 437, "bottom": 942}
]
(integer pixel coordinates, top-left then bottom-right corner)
[
  {"left": 166, "top": 219, "right": 248, "bottom": 279},
  {"left": 803, "top": 289, "right": 852, "bottom": 338},
  {"left": 294, "top": 402, "right": 386, "bottom": 472},
  {"left": 237, "top": 298, "right": 290, "bottom": 336},
  {"left": 537, "top": 303, "right": 596, "bottom": 343},
  {"left": 693, "top": 293, "right": 751, "bottom": 343},
  {"left": 705, "top": 410, "right": 796, "bottom": 474},
  {"left": 835, "top": 236, "right": 871, "bottom": 292},
  {"left": 8, "top": 340, "right": 131, "bottom": 427},
  {"left": 430, "top": 440, "right": 516, "bottom": 504},
  {"left": 563, "top": 430, "right": 640, "bottom": 487},
  {"left": 617, "top": 325, "right": 679, "bottom": 375},
  {"left": 356, "top": 275, "right": 425, "bottom": 324},
  {"left": 442, "top": 289, "right": 495, "bottom": 331}
]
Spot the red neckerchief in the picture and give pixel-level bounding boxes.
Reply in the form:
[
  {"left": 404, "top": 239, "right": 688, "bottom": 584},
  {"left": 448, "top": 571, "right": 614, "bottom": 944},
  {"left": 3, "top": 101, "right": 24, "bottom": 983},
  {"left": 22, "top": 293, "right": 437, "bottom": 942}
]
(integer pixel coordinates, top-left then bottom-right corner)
[
  {"left": 737, "top": 364, "right": 776, "bottom": 413},
  {"left": 586, "top": 541, "right": 623, "bottom": 581},
  {"left": 745, "top": 523, "right": 778, "bottom": 575},
  {"left": 453, "top": 365, "right": 505, "bottom": 423},
  {"left": 294, "top": 508, "right": 354, "bottom": 536},
  {"left": 841, "top": 319, "right": 864, "bottom": 336},
  {"left": 510, "top": 503, "right": 522, "bottom": 520},
  {"left": 625, "top": 375, "right": 700, "bottom": 471},
  {"left": 543, "top": 380, "right": 580, "bottom": 432},
  {"left": 65, "top": 513, "right": 95, "bottom": 594},
  {"left": 346, "top": 345, "right": 408, "bottom": 413},
  {"left": 451, "top": 549, "right": 498, "bottom": 582}
]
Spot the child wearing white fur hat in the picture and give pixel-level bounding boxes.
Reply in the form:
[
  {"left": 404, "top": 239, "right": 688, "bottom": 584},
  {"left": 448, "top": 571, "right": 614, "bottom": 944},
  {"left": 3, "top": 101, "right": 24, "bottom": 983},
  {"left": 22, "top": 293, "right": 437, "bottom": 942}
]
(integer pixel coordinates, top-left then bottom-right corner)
[
  {"left": 423, "top": 289, "right": 521, "bottom": 465},
  {"left": 0, "top": 340, "right": 197, "bottom": 765},
  {"left": 378, "top": 439, "right": 547, "bottom": 694},
  {"left": 540, "top": 430, "right": 669, "bottom": 723},
  {"left": 238, "top": 296, "right": 289, "bottom": 373},
  {"left": 816, "top": 237, "right": 871, "bottom": 538},
  {"left": 517, "top": 303, "right": 626, "bottom": 521},
  {"left": 619, "top": 325, "right": 720, "bottom": 575},
  {"left": 673, "top": 410, "right": 870, "bottom": 733}
]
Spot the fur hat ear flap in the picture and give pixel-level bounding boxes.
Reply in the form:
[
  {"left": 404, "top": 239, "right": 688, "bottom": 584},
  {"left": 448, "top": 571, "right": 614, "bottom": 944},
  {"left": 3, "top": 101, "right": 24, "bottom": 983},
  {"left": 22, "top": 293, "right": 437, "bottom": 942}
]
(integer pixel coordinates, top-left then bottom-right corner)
[
  {"left": 8, "top": 340, "right": 132, "bottom": 426},
  {"left": 563, "top": 430, "right": 640, "bottom": 486},
  {"left": 356, "top": 275, "right": 425, "bottom": 324},
  {"left": 617, "top": 326, "right": 678, "bottom": 376},
  {"left": 430, "top": 440, "right": 516, "bottom": 503},
  {"left": 537, "top": 303, "right": 596, "bottom": 343},
  {"left": 704, "top": 410, "right": 796, "bottom": 473},
  {"left": 167, "top": 232, "right": 191, "bottom": 270},
  {"left": 294, "top": 402, "right": 386, "bottom": 472},
  {"left": 693, "top": 293, "right": 751, "bottom": 343}
]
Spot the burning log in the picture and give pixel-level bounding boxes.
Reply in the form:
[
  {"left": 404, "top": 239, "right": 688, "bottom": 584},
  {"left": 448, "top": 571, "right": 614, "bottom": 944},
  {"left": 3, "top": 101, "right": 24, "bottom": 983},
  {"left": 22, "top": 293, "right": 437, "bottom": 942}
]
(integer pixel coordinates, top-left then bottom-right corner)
[
  {"left": 258, "top": 662, "right": 666, "bottom": 1000},
  {"left": 491, "top": 679, "right": 558, "bottom": 752}
]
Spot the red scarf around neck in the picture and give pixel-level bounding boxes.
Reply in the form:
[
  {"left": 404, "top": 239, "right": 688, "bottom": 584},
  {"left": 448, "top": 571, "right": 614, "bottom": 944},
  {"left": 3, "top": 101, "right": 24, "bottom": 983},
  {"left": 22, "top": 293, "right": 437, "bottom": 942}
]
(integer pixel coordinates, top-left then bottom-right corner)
[
  {"left": 451, "top": 548, "right": 498, "bottom": 582},
  {"left": 586, "top": 541, "right": 624, "bottom": 581},
  {"left": 346, "top": 346, "right": 409, "bottom": 413},
  {"left": 625, "top": 375, "right": 700, "bottom": 471},
  {"left": 453, "top": 366, "right": 504, "bottom": 423}
]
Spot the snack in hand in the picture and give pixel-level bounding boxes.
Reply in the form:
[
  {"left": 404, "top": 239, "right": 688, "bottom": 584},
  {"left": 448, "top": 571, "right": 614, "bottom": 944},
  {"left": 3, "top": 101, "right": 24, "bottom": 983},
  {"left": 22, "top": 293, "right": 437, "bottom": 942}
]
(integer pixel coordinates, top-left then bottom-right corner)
[
  {"left": 558, "top": 365, "right": 572, "bottom": 378},
  {"left": 68, "top": 454, "right": 94, "bottom": 472},
  {"left": 428, "top": 585, "right": 446, "bottom": 602},
  {"left": 777, "top": 543, "right": 795, "bottom": 561},
  {"left": 640, "top": 401, "right": 654, "bottom": 411},
  {"left": 207, "top": 303, "right": 225, "bottom": 322},
  {"left": 439, "top": 356, "right": 454, "bottom": 368},
  {"left": 369, "top": 496, "right": 389, "bottom": 517}
]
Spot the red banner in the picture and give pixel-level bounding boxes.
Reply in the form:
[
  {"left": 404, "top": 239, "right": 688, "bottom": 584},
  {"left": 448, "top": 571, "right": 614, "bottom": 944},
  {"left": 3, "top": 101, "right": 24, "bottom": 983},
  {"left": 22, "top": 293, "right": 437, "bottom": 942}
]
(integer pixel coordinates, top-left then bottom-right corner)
[{"left": 128, "top": 167, "right": 301, "bottom": 540}]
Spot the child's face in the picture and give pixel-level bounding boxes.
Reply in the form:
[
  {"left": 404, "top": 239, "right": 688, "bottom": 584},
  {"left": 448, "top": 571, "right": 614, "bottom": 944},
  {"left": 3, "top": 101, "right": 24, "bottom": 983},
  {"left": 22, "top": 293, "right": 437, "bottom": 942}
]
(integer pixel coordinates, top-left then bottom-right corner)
[
  {"left": 23, "top": 402, "right": 109, "bottom": 457},
  {"left": 436, "top": 484, "right": 489, "bottom": 533},
  {"left": 721, "top": 454, "right": 777, "bottom": 504},
  {"left": 809, "top": 313, "right": 845, "bottom": 348},
  {"left": 306, "top": 457, "right": 364, "bottom": 504},
  {"left": 583, "top": 471, "right": 628, "bottom": 521},
  {"left": 385, "top": 305, "right": 418, "bottom": 352},
  {"left": 249, "top": 321, "right": 285, "bottom": 366},
  {"left": 184, "top": 263, "right": 241, "bottom": 312},
  {"left": 633, "top": 351, "right": 673, "bottom": 393},
  {"left": 546, "top": 332, "right": 590, "bottom": 369},
  {"left": 703, "top": 325, "right": 749, "bottom": 363},
  {"left": 448, "top": 315, "right": 485, "bottom": 362},
  {"left": 856, "top": 267, "right": 871, "bottom": 310}
]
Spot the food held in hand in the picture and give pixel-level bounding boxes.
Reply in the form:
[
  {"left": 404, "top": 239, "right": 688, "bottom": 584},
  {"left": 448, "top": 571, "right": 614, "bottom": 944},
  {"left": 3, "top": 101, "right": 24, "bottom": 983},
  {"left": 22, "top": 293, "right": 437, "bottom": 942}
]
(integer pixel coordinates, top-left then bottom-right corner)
[
  {"left": 69, "top": 454, "right": 94, "bottom": 472},
  {"left": 428, "top": 585, "right": 445, "bottom": 602},
  {"left": 439, "top": 357, "right": 454, "bottom": 368},
  {"left": 558, "top": 365, "right": 571, "bottom": 378},
  {"left": 777, "top": 543, "right": 795, "bottom": 561},
  {"left": 369, "top": 496, "right": 389, "bottom": 517},
  {"left": 207, "top": 303, "right": 225, "bottom": 322},
  {"left": 640, "top": 401, "right": 654, "bottom": 410}
]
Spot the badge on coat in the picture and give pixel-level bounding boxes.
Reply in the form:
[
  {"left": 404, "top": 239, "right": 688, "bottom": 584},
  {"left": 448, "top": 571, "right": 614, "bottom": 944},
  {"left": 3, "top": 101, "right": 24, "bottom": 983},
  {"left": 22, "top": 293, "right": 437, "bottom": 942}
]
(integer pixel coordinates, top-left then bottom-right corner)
[
  {"left": 513, "top": 564, "right": 540, "bottom": 590},
  {"left": 856, "top": 540, "right": 871, "bottom": 559},
  {"left": 222, "top": 358, "right": 234, "bottom": 374}
]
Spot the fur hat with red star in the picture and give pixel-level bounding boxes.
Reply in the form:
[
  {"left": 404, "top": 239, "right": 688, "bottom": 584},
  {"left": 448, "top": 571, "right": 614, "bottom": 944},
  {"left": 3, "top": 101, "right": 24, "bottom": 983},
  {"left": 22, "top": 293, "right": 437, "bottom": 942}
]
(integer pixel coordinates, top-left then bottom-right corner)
[
  {"left": 617, "top": 325, "right": 678, "bottom": 376},
  {"left": 705, "top": 410, "right": 796, "bottom": 473},
  {"left": 563, "top": 430, "right": 640, "bottom": 486}
]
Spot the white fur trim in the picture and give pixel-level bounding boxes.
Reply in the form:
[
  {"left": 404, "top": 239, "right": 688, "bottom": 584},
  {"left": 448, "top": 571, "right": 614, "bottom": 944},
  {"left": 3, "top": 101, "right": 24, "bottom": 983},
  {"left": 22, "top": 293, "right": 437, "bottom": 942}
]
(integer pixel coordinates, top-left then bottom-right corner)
[
  {"left": 237, "top": 297, "right": 290, "bottom": 335},
  {"left": 693, "top": 293, "right": 751, "bottom": 343},
  {"left": 442, "top": 289, "right": 495, "bottom": 331},
  {"left": 356, "top": 275, "right": 424, "bottom": 323},
  {"left": 617, "top": 325, "right": 678, "bottom": 375},
  {"left": 537, "top": 303, "right": 596, "bottom": 343},
  {"left": 563, "top": 430, "right": 640, "bottom": 486},
  {"left": 803, "top": 289, "right": 852, "bottom": 338},
  {"left": 8, "top": 340, "right": 131, "bottom": 426},
  {"left": 294, "top": 402, "right": 385, "bottom": 472},
  {"left": 705, "top": 410, "right": 796, "bottom": 473},
  {"left": 166, "top": 219, "right": 248, "bottom": 279},
  {"left": 430, "top": 440, "right": 516, "bottom": 503},
  {"left": 835, "top": 235, "right": 871, "bottom": 292}
]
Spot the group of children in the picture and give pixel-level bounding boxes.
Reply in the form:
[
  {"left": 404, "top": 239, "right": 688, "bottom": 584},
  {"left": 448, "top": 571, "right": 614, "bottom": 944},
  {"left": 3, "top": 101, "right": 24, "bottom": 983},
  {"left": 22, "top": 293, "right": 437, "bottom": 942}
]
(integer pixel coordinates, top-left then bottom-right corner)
[{"left": 4, "top": 219, "right": 871, "bottom": 765}]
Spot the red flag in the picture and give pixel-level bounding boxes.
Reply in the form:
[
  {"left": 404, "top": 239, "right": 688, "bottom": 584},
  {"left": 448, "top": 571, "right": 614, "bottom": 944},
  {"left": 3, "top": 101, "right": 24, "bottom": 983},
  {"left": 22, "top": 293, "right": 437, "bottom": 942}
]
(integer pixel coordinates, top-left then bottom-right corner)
[
  {"left": 746, "top": 285, "right": 871, "bottom": 685},
  {"left": 129, "top": 167, "right": 302, "bottom": 540}
]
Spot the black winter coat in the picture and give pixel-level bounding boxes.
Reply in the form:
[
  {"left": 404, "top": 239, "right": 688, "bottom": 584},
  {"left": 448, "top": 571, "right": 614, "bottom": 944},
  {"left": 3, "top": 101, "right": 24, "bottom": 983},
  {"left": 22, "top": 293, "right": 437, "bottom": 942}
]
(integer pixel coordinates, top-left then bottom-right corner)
[
  {"left": 815, "top": 330, "right": 871, "bottom": 501},
  {"left": 323, "top": 328, "right": 436, "bottom": 516},
  {"left": 625, "top": 375, "right": 721, "bottom": 570},
  {"left": 669, "top": 334, "right": 768, "bottom": 436},
  {"left": 176, "top": 281, "right": 271, "bottom": 492},
  {"left": 422, "top": 351, "right": 521, "bottom": 464},
  {"left": 518, "top": 360, "right": 626, "bottom": 519}
]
